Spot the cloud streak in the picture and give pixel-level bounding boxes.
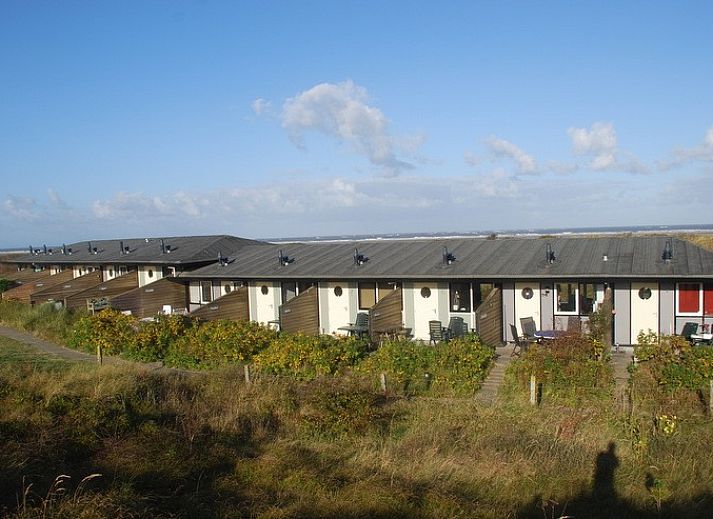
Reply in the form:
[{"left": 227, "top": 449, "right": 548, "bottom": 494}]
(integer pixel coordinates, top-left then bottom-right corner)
[{"left": 262, "top": 80, "right": 421, "bottom": 176}]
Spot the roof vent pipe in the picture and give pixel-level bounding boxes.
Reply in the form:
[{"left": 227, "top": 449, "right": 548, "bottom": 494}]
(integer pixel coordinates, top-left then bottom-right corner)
[
  {"left": 354, "top": 248, "right": 369, "bottom": 266},
  {"left": 442, "top": 246, "right": 456, "bottom": 265},
  {"left": 88, "top": 241, "right": 93, "bottom": 254},
  {"left": 278, "top": 249, "right": 294, "bottom": 266},
  {"left": 545, "top": 243, "right": 556, "bottom": 264},
  {"left": 43, "top": 244, "right": 47, "bottom": 255},
  {"left": 62, "top": 243, "right": 67, "bottom": 255},
  {"left": 120, "top": 241, "right": 125, "bottom": 255},
  {"left": 662, "top": 239, "right": 674, "bottom": 262},
  {"left": 218, "top": 252, "right": 229, "bottom": 266},
  {"left": 29, "top": 245, "right": 34, "bottom": 255},
  {"left": 160, "top": 238, "right": 166, "bottom": 254}
]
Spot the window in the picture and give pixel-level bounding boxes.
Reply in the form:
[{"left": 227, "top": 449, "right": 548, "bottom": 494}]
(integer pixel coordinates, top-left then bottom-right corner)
[
  {"left": 475, "top": 283, "right": 495, "bottom": 306},
  {"left": 677, "top": 282, "right": 701, "bottom": 314},
  {"left": 118, "top": 266, "right": 128, "bottom": 275},
  {"left": 358, "top": 282, "right": 376, "bottom": 309},
  {"left": 420, "top": 287, "right": 431, "bottom": 298},
  {"left": 638, "top": 287, "right": 652, "bottom": 300},
  {"left": 224, "top": 284, "right": 232, "bottom": 294},
  {"left": 147, "top": 269, "right": 154, "bottom": 278},
  {"left": 705, "top": 283, "right": 713, "bottom": 316},
  {"left": 449, "top": 282, "right": 471, "bottom": 312},
  {"left": 260, "top": 285, "right": 269, "bottom": 295},
  {"left": 521, "top": 287, "right": 534, "bottom": 300},
  {"left": 200, "top": 281, "right": 212, "bottom": 303},
  {"left": 334, "top": 286, "right": 343, "bottom": 297},
  {"left": 555, "top": 283, "right": 577, "bottom": 313},
  {"left": 579, "top": 283, "right": 596, "bottom": 315},
  {"left": 282, "top": 282, "right": 297, "bottom": 302}
]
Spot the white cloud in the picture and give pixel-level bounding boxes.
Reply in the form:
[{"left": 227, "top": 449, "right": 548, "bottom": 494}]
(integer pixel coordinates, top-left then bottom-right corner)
[
  {"left": 567, "top": 122, "right": 647, "bottom": 174},
  {"left": 3, "top": 195, "right": 40, "bottom": 221},
  {"left": 279, "top": 80, "right": 419, "bottom": 175},
  {"left": 251, "top": 98, "right": 272, "bottom": 116},
  {"left": 484, "top": 137, "right": 537, "bottom": 174},
  {"left": 657, "top": 125, "right": 713, "bottom": 170}
]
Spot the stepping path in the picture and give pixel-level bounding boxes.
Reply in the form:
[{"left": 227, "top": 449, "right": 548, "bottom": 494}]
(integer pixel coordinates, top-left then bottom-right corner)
[
  {"left": 611, "top": 348, "right": 634, "bottom": 410},
  {"left": 477, "top": 346, "right": 512, "bottom": 404}
]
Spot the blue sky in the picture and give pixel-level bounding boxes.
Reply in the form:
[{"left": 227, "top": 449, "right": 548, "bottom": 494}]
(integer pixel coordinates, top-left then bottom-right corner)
[{"left": 1, "top": 1, "right": 712, "bottom": 246}]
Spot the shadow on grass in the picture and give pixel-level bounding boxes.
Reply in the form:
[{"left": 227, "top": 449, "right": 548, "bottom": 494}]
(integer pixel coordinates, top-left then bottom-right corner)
[{"left": 517, "top": 440, "right": 713, "bottom": 519}]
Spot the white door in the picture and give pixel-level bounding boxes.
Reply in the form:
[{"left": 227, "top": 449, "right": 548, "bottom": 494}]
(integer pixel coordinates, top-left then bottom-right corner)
[
  {"left": 413, "top": 282, "right": 440, "bottom": 340},
  {"left": 327, "top": 282, "right": 351, "bottom": 334},
  {"left": 254, "top": 282, "right": 278, "bottom": 324},
  {"left": 514, "top": 282, "right": 541, "bottom": 335},
  {"left": 631, "top": 281, "right": 659, "bottom": 344}
]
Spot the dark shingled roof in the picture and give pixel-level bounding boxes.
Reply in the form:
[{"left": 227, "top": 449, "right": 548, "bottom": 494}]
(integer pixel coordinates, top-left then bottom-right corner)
[
  {"left": 9, "top": 235, "right": 264, "bottom": 266},
  {"left": 184, "top": 236, "right": 713, "bottom": 280}
]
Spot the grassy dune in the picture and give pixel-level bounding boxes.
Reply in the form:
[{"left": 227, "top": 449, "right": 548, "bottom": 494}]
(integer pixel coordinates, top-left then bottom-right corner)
[{"left": 2, "top": 337, "right": 713, "bottom": 518}]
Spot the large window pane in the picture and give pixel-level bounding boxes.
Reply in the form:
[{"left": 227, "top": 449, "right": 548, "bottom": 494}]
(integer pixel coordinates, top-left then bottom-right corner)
[
  {"left": 449, "top": 282, "right": 471, "bottom": 312},
  {"left": 358, "top": 282, "right": 376, "bottom": 309},
  {"left": 200, "top": 281, "right": 212, "bottom": 303},
  {"left": 579, "top": 283, "right": 596, "bottom": 315},
  {"left": 705, "top": 283, "right": 713, "bottom": 316},
  {"left": 282, "top": 282, "right": 297, "bottom": 303},
  {"left": 678, "top": 283, "right": 700, "bottom": 314},
  {"left": 556, "top": 283, "right": 577, "bottom": 313}
]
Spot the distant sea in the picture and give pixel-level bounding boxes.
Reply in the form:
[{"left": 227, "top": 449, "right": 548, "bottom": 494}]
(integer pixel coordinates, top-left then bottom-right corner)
[
  {"left": 267, "top": 223, "right": 713, "bottom": 243},
  {"left": 2, "top": 224, "right": 712, "bottom": 252}
]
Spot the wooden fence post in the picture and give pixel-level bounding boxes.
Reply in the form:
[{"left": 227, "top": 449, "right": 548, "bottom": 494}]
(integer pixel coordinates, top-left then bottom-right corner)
[
  {"left": 709, "top": 380, "right": 713, "bottom": 415},
  {"left": 380, "top": 372, "right": 387, "bottom": 394},
  {"left": 530, "top": 374, "right": 537, "bottom": 406},
  {"left": 96, "top": 344, "right": 103, "bottom": 365},
  {"left": 244, "top": 364, "right": 252, "bottom": 386}
]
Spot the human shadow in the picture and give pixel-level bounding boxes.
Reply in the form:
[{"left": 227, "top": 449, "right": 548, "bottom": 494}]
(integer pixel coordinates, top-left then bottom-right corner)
[{"left": 516, "top": 439, "right": 713, "bottom": 519}]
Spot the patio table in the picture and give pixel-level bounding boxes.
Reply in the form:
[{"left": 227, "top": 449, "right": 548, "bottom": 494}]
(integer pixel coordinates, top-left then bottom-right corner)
[{"left": 691, "top": 333, "right": 713, "bottom": 345}]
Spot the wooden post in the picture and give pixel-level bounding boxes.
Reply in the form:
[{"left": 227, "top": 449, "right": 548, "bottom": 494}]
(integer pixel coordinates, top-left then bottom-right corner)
[
  {"left": 96, "top": 344, "right": 103, "bottom": 365},
  {"left": 244, "top": 364, "right": 251, "bottom": 385},
  {"left": 380, "top": 372, "right": 387, "bottom": 394},
  {"left": 530, "top": 374, "right": 537, "bottom": 406},
  {"left": 709, "top": 380, "right": 713, "bottom": 414}
]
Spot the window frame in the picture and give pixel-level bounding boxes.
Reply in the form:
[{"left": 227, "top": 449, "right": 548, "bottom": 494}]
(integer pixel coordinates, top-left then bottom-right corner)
[
  {"left": 554, "top": 282, "right": 578, "bottom": 315},
  {"left": 358, "top": 282, "right": 377, "bottom": 310},
  {"left": 200, "top": 280, "right": 213, "bottom": 304},
  {"left": 676, "top": 282, "right": 703, "bottom": 316},
  {"left": 449, "top": 282, "right": 472, "bottom": 313}
]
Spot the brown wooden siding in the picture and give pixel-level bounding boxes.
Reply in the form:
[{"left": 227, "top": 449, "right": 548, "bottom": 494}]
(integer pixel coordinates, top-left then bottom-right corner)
[
  {"left": 108, "top": 278, "right": 188, "bottom": 318},
  {"left": 30, "top": 271, "right": 103, "bottom": 306},
  {"left": 189, "top": 287, "right": 249, "bottom": 321},
  {"left": 369, "top": 287, "right": 403, "bottom": 335},
  {"left": 65, "top": 271, "right": 139, "bottom": 311},
  {"left": 2, "top": 269, "right": 54, "bottom": 284},
  {"left": 280, "top": 286, "right": 319, "bottom": 335},
  {"left": 475, "top": 287, "right": 503, "bottom": 346},
  {"left": 2, "top": 270, "right": 75, "bottom": 304}
]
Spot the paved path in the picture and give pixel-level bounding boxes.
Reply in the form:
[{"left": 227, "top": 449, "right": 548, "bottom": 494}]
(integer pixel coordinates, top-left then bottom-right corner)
[
  {"left": 0, "top": 326, "right": 157, "bottom": 369},
  {"left": 476, "top": 346, "right": 512, "bottom": 404}
]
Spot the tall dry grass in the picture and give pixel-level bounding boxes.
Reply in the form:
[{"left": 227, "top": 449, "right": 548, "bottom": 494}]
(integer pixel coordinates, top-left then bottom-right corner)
[{"left": 2, "top": 336, "right": 713, "bottom": 518}]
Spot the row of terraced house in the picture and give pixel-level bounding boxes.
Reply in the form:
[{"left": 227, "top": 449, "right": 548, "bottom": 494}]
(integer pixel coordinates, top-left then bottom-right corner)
[{"left": 2, "top": 234, "right": 713, "bottom": 346}]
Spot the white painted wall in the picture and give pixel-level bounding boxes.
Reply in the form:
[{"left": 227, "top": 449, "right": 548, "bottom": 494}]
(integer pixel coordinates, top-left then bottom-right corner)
[
  {"left": 411, "top": 282, "right": 446, "bottom": 340},
  {"left": 248, "top": 281, "right": 279, "bottom": 325},
  {"left": 138, "top": 265, "right": 163, "bottom": 287},
  {"left": 323, "top": 282, "right": 353, "bottom": 334},
  {"left": 630, "top": 281, "right": 659, "bottom": 344},
  {"left": 514, "top": 282, "right": 541, "bottom": 335}
]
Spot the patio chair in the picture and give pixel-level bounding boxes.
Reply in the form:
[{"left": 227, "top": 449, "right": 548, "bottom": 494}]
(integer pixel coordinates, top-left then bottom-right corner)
[
  {"left": 519, "top": 317, "right": 538, "bottom": 339},
  {"left": 429, "top": 320, "right": 449, "bottom": 345},
  {"left": 447, "top": 316, "right": 466, "bottom": 339},
  {"left": 680, "top": 322, "right": 698, "bottom": 342},
  {"left": 338, "top": 312, "right": 370, "bottom": 339},
  {"left": 510, "top": 324, "right": 531, "bottom": 357}
]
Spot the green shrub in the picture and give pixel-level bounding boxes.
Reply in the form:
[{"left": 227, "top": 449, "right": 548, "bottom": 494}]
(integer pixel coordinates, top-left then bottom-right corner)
[
  {"left": 127, "top": 314, "right": 194, "bottom": 362},
  {"left": 170, "top": 319, "right": 278, "bottom": 368},
  {"left": 508, "top": 334, "right": 613, "bottom": 403},
  {"left": 68, "top": 309, "right": 137, "bottom": 355},
  {"left": 0, "top": 300, "right": 78, "bottom": 343},
  {"left": 253, "top": 333, "right": 368, "bottom": 380},
  {"left": 634, "top": 332, "right": 713, "bottom": 392},
  {"left": 358, "top": 334, "right": 494, "bottom": 396},
  {"left": 0, "top": 278, "right": 15, "bottom": 292}
]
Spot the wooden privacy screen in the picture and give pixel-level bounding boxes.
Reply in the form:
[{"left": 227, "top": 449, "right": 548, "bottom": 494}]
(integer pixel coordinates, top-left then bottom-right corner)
[
  {"left": 189, "top": 286, "right": 249, "bottom": 321},
  {"left": 2, "top": 269, "right": 75, "bottom": 304},
  {"left": 108, "top": 278, "right": 188, "bottom": 318},
  {"left": 65, "top": 271, "right": 139, "bottom": 311},
  {"left": 280, "top": 285, "right": 319, "bottom": 335},
  {"left": 475, "top": 287, "right": 503, "bottom": 346},
  {"left": 369, "top": 287, "right": 403, "bottom": 335}
]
